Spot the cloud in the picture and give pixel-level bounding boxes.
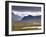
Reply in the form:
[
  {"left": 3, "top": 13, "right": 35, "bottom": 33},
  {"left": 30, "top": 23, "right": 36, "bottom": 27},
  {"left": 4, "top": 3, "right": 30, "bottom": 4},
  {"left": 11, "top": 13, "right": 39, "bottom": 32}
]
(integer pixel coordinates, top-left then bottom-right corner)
[{"left": 12, "top": 11, "right": 41, "bottom": 18}]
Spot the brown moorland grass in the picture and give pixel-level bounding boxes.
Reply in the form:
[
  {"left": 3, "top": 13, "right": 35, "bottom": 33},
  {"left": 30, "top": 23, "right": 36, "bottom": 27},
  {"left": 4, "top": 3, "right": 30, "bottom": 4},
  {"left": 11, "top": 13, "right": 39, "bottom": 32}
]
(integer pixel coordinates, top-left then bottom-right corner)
[{"left": 12, "top": 22, "right": 41, "bottom": 31}]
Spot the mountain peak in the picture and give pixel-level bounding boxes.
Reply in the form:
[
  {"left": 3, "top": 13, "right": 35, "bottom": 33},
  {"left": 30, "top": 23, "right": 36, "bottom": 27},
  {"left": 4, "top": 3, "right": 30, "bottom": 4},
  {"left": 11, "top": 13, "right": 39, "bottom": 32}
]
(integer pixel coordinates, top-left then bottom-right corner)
[
  {"left": 28, "top": 15, "right": 32, "bottom": 16},
  {"left": 21, "top": 15, "right": 41, "bottom": 22}
]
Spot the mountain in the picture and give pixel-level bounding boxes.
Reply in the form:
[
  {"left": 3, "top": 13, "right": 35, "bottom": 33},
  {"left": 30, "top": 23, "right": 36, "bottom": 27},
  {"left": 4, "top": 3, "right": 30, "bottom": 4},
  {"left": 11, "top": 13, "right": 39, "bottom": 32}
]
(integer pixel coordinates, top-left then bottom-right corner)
[
  {"left": 21, "top": 15, "right": 41, "bottom": 22},
  {"left": 12, "top": 12, "right": 41, "bottom": 23},
  {"left": 12, "top": 12, "right": 22, "bottom": 22}
]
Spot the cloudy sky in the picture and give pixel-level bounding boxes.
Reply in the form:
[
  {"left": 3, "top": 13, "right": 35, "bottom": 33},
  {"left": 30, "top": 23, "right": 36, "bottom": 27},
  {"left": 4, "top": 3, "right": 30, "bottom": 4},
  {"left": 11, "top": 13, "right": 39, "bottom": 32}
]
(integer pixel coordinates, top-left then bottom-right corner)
[{"left": 12, "top": 6, "right": 41, "bottom": 18}]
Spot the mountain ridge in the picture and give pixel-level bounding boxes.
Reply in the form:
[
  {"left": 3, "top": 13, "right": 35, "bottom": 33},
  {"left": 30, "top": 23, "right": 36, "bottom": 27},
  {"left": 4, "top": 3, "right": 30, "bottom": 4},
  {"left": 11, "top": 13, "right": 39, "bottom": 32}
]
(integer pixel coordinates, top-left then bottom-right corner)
[{"left": 21, "top": 15, "right": 41, "bottom": 22}]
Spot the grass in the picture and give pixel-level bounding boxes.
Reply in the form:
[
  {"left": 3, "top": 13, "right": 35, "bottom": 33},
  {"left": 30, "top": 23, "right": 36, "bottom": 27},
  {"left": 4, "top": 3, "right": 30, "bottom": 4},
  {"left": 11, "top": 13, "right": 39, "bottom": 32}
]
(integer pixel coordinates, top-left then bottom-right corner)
[{"left": 12, "top": 22, "right": 41, "bottom": 31}]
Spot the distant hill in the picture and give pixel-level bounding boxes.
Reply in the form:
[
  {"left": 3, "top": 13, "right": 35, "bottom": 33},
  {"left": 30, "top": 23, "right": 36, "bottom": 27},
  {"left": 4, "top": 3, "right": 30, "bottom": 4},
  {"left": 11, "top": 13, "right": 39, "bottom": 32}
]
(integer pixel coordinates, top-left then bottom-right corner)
[
  {"left": 21, "top": 15, "right": 41, "bottom": 22},
  {"left": 12, "top": 12, "right": 41, "bottom": 23},
  {"left": 12, "top": 12, "right": 22, "bottom": 22}
]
